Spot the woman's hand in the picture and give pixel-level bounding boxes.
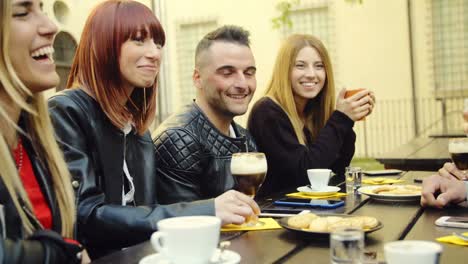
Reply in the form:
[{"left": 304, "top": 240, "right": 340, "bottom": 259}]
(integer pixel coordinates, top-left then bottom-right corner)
[
  {"left": 336, "top": 88, "right": 375, "bottom": 121},
  {"left": 81, "top": 249, "right": 91, "bottom": 264}
]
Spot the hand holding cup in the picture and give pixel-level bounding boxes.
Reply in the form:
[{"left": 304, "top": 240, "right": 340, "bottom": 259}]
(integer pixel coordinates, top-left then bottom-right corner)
[{"left": 336, "top": 88, "right": 375, "bottom": 121}]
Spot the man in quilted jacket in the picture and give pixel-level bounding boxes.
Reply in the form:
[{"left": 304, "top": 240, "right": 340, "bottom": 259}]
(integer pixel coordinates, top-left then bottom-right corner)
[{"left": 152, "top": 25, "right": 258, "bottom": 204}]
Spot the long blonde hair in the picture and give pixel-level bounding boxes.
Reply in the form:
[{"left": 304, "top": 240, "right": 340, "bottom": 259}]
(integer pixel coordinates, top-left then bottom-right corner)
[
  {"left": 265, "top": 34, "right": 335, "bottom": 145},
  {"left": 0, "top": 0, "right": 75, "bottom": 237}
]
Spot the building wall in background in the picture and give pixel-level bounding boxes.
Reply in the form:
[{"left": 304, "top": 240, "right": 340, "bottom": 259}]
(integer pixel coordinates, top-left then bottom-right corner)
[{"left": 41, "top": 0, "right": 466, "bottom": 157}]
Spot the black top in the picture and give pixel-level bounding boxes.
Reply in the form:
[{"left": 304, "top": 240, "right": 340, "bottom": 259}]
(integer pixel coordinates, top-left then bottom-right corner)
[
  {"left": 48, "top": 89, "right": 215, "bottom": 258},
  {"left": 247, "top": 97, "right": 356, "bottom": 196}
]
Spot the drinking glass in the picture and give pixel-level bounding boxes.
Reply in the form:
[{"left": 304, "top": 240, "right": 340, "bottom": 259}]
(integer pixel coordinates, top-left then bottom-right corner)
[
  {"left": 330, "top": 227, "right": 364, "bottom": 264},
  {"left": 230, "top": 152, "right": 267, "bottom": 226},
  {"left": 448, "top": 138, "right": 468, "bottom": 172},
  {"left": 345, "top": 167, "right": 362, "bottom": 194}
]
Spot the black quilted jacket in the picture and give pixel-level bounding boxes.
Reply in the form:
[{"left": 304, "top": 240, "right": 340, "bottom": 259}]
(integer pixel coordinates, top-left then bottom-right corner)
[
  {"left": 48, "top": 89, "right": 215, "bottom": 259},
  {"left": 152, "top": 103, "right": 257, "bottom": 204}
]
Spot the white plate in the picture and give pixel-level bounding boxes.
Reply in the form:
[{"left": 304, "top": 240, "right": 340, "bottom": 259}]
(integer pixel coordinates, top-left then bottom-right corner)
[
  {"left": 358, "top": 185, "right": 421, "bottom": 201},
  {"left": 297, "top": 186, "right": 341, "bottom": 196},
  {"left": 139, "top": 249, "right": 241, "bottom": 264},
  {"left": 363, "top": 169, "right": 403, "bottom": 176}
]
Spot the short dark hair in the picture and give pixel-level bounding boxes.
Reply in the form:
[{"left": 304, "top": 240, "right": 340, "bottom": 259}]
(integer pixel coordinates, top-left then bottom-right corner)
[{"left": 195, "top": 25, "right": 251, "bottom": 66}]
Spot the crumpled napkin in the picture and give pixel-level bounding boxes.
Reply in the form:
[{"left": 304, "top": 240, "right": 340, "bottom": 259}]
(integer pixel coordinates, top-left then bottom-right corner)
[
  {"left": 221, "top": 218, "right": 282, "bottom": 231},
  {"left": 286, "top": 192, "right": 347, "bottom": 199},
  {"left": 362, "top": 178, "right": 404, "bottom": 185},
  {"left": 436, "top": 232, "right": 468, "bottom": 246}
]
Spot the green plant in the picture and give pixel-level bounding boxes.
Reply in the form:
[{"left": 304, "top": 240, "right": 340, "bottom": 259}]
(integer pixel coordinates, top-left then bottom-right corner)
[
  {"left": 271, "top": 0, "right": 363, "bottom": 30},
  {"left": 271, "top": 0, "right": 300, "bottom": 30},
  {"left": 345, "top": 0, "right": 363, "bottom": 3}
]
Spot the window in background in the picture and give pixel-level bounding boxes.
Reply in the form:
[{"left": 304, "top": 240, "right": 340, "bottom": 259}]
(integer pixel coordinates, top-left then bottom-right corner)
[
  {"left": 53, "top": 31, "right": 77, "bottom": 92},
  {"left": 430, "top": 0, "right": 468, "bottom": 98},
  {"left": 175, "top": 20, "right": 218, "bottom": 106},
  {"left": 281, "top": 1, "right": 337, "bottom": 81}
]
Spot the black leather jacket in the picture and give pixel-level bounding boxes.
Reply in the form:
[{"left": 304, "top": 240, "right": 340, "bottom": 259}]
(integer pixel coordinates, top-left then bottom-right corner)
[
  {"left": 48, "top": 89, "right": 215, "bottom": 259},
  {"left": 152, "top": 103, "right": 257, "bottom": 204},
  {"left": 0, "top": 115, "right": 81, "bottom": 264}
]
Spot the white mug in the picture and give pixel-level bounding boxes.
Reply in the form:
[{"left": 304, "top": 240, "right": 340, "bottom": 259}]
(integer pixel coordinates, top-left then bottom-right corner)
[
  {"left": 307, "top": 169, "right": 332, "bottom": 190},
  {"left": 384, "top": 240, "right": 442, "bottom": 264},
  {"left": 151, "top": 216, "right": 221, "bottom": 264}
]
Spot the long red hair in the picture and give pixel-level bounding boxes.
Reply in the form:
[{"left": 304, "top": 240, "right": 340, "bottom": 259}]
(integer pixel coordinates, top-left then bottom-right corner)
[{"left": 67, "top": 0, "right": 165, "bottom": 134}]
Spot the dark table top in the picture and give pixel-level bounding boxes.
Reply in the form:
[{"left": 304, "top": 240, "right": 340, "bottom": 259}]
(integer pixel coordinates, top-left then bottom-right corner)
[
  {"left": 429, "top": 130, "right": 465, "bottom": 138},
  {"left": 376, "top": 137, "right": 451, "bottom": 171},
  {"left": 92, "top": 171, "right": 467, "bottom": 264}
]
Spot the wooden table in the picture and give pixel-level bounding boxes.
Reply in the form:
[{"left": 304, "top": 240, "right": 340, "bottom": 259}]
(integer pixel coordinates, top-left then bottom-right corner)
[
  {"left": 429, "top": 130, "right": 465, "bottom": 138},
  {"left": 376, "top": 137, "right": 451, "bottom": 171},
  {"left": 92, "top": 171, "right": 467, "bottom": 264}
]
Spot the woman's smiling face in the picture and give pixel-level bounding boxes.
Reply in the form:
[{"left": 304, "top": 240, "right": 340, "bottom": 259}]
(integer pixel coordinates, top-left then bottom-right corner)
[
  {"left": 9, "top": 0, "right": 59, "bottom": 92},
  {"left": 290, "top": 46, "right": 326, "bottom": 103}
]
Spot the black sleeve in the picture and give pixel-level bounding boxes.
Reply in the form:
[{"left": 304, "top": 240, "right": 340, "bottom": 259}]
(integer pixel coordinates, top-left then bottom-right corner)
[
  {"left": 248, "top": 99, "right": 355, "bottom": 190},
  {"left": 48, "top": 95, "right": 215, "bottom": 255},
  {"left": 0, "top": 230, "right": 82, "bottom": 264},
  {"left": 330, "top": 127, "right": 356, "bottom": 184},
  {"left": 153, "top": 129, "right": 206, "bottom": 204}
]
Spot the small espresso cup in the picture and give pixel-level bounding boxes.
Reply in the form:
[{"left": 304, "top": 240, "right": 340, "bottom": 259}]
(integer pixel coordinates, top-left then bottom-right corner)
[
  {"left": 151, "top": 216, "right": 221, "bottom": 264},
  {"left": 384, "top": 240, "right": 442, "bottom": 264},
  {"left": 307, "top": 169, "right": 332, "bottom": 190}
]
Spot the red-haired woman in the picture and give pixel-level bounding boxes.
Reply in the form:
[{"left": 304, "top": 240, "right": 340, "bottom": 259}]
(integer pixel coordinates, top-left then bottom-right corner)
[{"left": 48, "top": 0, "right": 259, "bottom": 259}]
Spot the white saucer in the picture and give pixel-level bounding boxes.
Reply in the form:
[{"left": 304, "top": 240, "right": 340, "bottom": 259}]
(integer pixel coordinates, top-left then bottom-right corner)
[
  {"left": 139, "top": 249, "right": 241, "bottom": 264},
  {"left": 297, "top": 185, "right": 340, "bottom": 195}
]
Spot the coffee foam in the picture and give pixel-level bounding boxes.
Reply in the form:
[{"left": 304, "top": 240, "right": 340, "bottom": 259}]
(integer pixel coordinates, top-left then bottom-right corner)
[
  {"left": 231, "top": 155, "right": 267, "bottom": 175},
  {"left": 449, "top": 141, "right": 468, "bottom": 153},
  {"left": 159, "top": 216, "right": 220, "bottom": 229}
]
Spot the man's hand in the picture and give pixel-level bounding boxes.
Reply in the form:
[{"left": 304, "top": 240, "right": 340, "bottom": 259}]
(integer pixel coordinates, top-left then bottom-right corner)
[
  {"left": 214, "top": 190, "right": 261, "bottom": 225},
  {"left": 421, "top": 174, "right": 467, "bottom": 208},
  {"left": 437, "top": 162, "right": 467, "bottom": 180}
]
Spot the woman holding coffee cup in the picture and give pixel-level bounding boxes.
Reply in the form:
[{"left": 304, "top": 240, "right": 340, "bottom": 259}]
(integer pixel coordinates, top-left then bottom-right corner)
[
  {"left": 0, "top": 0, "right": 86, "bottom": 262},
  {"left": 48, "top": 0, "right": 258, "bottom": 259},
  {"left": 248, "top": 34, "right": 375, "bottom": 196}
]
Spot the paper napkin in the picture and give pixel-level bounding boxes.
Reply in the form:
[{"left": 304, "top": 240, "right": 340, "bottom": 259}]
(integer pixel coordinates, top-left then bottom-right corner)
[
  {"left": 221, "top": 218, "right": 282, "bottom": 232},
  {"left": 436, "top": 233, "right": 468, "bottom": 246},
  {"left": 362, "top": 178, "right": 405, "bottom": 185}
]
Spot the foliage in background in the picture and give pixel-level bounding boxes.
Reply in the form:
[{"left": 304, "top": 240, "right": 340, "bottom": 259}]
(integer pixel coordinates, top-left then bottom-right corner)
[
  {"left": 271, "top": 0, "right": 300, "bottom": 30},
  {"left": 344, "top": 0, "right": 363, "bottom": 4},
  {"left": 272, "top": 0, "right": 363, "bottom": 30}
]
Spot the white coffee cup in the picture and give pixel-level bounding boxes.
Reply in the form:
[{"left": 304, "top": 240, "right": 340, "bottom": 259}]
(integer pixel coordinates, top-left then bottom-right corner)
[
  {"left": 307, "top": 169, "right": 332, "bottom": 190},
  {"left": 384, "top": 240, "right": 442, "bottom": 264},
  {"left": 151, "top": 216, "right": 221, "bottom": 264}
]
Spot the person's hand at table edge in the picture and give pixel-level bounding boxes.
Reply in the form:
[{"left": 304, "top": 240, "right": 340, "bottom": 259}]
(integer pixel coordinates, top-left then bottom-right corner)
[
  {"left": 421, "top": 174, "right": 467, "bottom": 208},
  {"left": 214, "top": 190, "right": 261, "bottom": 225},
  {"left": 438, "top": 162, "right": 467, "bottom": 180}
]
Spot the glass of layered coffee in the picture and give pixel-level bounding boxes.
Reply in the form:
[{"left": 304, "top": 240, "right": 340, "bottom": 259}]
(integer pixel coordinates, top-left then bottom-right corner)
[
  {"left": 230, "top": 152, "right": 267, "bottom": 226},
  {"left": 449, "top": 138, "right": 468, "bottom": 171}
]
